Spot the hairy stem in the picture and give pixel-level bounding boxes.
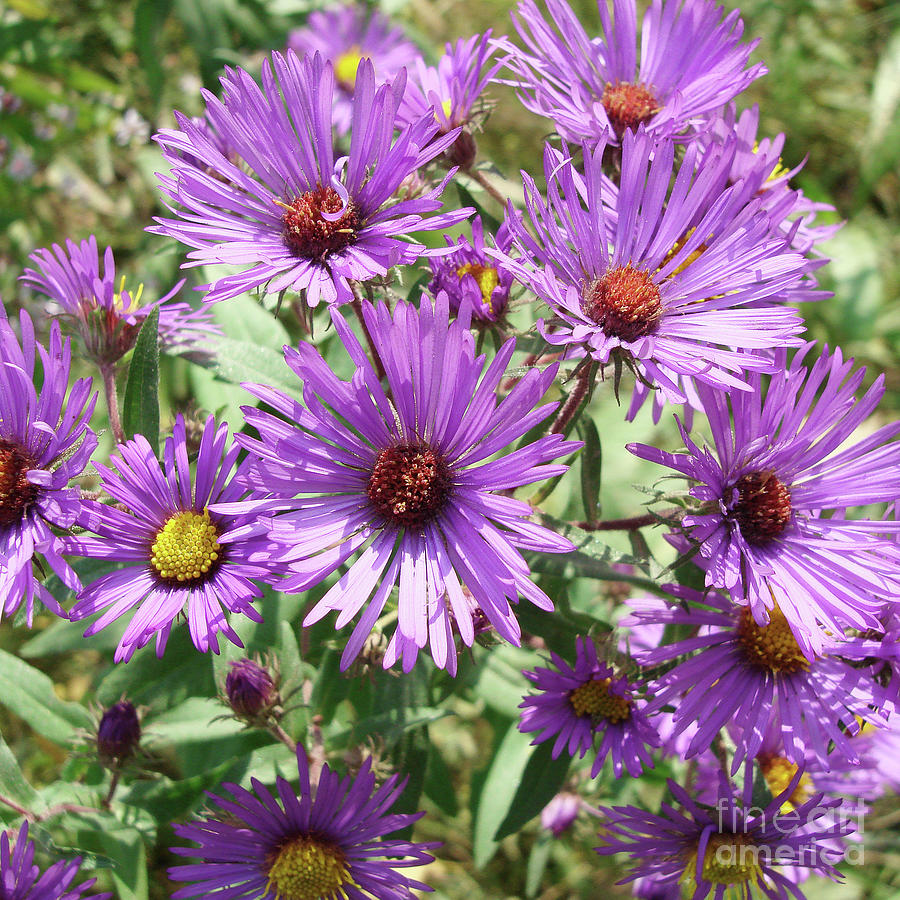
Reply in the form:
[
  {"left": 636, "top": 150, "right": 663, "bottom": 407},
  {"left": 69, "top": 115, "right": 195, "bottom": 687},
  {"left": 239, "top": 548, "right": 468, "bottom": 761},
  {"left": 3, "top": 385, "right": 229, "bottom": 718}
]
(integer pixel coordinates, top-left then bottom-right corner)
[{"left": 99, "top": 363, "right": 125, "bottom": 444}]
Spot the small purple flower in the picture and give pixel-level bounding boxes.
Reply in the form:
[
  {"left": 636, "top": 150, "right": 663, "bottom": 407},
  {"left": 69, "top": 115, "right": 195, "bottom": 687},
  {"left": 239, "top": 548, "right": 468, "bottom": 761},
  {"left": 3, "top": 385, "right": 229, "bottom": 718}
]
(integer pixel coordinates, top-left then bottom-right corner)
[
  {"left": 225, "top": 658, "right": 277, "bottom": 719},
  {"left": 168, "top": 746, "right": 437, "bottom": 899},
  {"left": 0, "top": 823, "right": 111, "bottom": 900},
  {"left": 495, "top": 130, "right": 810, "bottom": 406},
  {"left": 152, "top": 52, "right": 469, "bottom": 307},
  {"left": 97, "top": 700, "right": 141, "bottom": 762},
  {"left": 597, "top": 765, "right": 851, "bottom": 899},
  {"left": 505, "top": 0, "right": 765, "bottom": 145},
  {"left": 428, "top": 216, "right": 515, "bottom": 320},
  {"left": 20, "top": 236, "right": 216, "bottom": 364},
  {"left": 0, "top": 309, "right": 96, "bottom": 624},
  {"left": 397, "top": 32, "right": 505, "bottom": 169},
  {"left": 287, "top": 4, "right": 419, "bottom": 135},
  {"left": 237, "top": 294, "right": 580, "bottom": 673},
  {"left": 67, "top": 415, "right": 273, "bottom": 663},
  {"left": 541, "top": 791, "right": 594, "bottom": 836},
  {"left": 624, "top": 587, "right": 890, "bottom": 769},
  {"left": 519, "top": 636, "right": 660, "bottom": 777},
  {"left": 629, "top": 343, "right": 900, "bottom": 656}
]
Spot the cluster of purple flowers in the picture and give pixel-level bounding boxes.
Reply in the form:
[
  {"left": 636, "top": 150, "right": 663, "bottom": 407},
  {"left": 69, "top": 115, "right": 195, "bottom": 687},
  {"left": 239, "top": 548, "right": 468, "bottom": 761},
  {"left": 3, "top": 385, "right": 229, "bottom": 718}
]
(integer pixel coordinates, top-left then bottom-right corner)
[{"left": 2, "top": 0, "right": 899, "bottom": 897}]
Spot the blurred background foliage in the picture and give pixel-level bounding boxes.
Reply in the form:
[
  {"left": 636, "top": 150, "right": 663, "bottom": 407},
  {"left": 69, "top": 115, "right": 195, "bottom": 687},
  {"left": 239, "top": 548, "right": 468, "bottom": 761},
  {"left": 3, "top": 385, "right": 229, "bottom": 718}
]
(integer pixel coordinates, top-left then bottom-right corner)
[{"left": 1, "top": 0, "right": 899, "bottom": 898}]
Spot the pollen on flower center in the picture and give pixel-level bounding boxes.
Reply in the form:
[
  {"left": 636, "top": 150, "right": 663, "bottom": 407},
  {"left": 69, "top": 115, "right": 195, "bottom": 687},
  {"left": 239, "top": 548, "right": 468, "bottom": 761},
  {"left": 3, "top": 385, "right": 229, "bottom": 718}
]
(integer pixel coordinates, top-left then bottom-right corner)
[
  {"left": 581, "top": 264, "right": 663, "bottom": 342},
  {"left": 457, "top": 263, "right": 500, "bottom": 309},
  {"left": 281, "top": 185, "right": 360, "bottom": 261},
  {"left": 731, "top": 470, "right": 792, "bottom": 544},
  {"left": 0, "top": 440, "right": 38, "bottom": 527},
  {"left": 569, "top": 677, "right": 632, "bottom": 723},
  {"left": 334, "top": 47, "right": 364, "bottom": 90},
  {"left": 150, "top": 510, "right": 222, "bottom": 585},
  {"left": 367, "top": 442, "right": 452, "bottom": 530},
  {"left": 266, "top": 835, "right": 351, "bottom": 900},
  {"left": 758, "top": 754, "right": 812, "bottom": 809},
  {"left": 736, "top": 607, "right": 810, "bottom": 674},
  {"left": 601, "top": 81, "right": 659, "bottom": 137},
  {"left": 684, "top": 831, "right": 761, "bottom": 886}
]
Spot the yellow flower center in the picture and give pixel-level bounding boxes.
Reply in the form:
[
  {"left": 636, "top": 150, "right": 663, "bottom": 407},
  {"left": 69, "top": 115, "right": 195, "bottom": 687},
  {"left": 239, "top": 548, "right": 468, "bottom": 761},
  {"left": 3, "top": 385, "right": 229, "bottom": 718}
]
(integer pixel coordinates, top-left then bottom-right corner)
[
  {"left": 113, "top": 275, "right": 144, "bottom": 313},
  {"left": 682, "top": 831, "right": 762, "bottom": 889},
  {"left": 568, "top": 677, "right": 632, "bottom": 723},
  {"left": 456, "top": 263, "right": 500, "bottom": 310},
  {"left": 266, "top": 836, "right": 352, "bottom": 900},
  {"left": 736, "top": 607, "right": 810, "bottom": 674},
  {"left": 659, "top": 228, "right": 707, "bottom": 278},
  {"left": 150, "top": 510, "right": 221, "bottom": 584},
  {"left": 758, "top": 755, "right": 812, "bottom": 810},
  {"left": 752, "top": 142, "right": 790, "bottom": 184},
  {"left": 334, "top": 48, "right": 364, "bottom": 89}
]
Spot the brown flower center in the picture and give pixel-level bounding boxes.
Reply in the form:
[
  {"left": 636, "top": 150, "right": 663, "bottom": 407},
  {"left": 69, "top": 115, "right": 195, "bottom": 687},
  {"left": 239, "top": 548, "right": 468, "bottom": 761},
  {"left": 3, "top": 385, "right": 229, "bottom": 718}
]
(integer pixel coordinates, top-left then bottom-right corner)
[
  {"left": 569, "top": 677, "right": 632, "bottom": 723},
  {"left": 736, "top": 606, "right": 810, "bottom": 674},
  {"left": 0, "top": 440, "right": 38, "bottom": 527},
  {"left": 367, "top": 442, "right": 452, "bottom": 530},
  {"left": 731, "top": 470, "right": 792, "bottom": 544},
  {"left": 281, "top": 185, "right": 360, "bottom": 260},
  {"left": 601, "top": 81, "right": 659, "bottom": 137},
  {"left": 581, "top": 264, "right": 663, "bottom": 342}
]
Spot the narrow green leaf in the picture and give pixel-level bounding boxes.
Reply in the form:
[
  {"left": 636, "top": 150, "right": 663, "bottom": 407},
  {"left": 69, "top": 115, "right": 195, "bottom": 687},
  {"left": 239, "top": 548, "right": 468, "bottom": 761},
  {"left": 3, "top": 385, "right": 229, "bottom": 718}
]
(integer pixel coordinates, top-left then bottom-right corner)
[
  {"left": 0, "top": 649, "right": 93, "bottom": 744},
  {"left": 423, "top": 748, "right": 458, "bottom": 816},
  {"left": 134, "top": 0, "right": 173, "bottom": 106},
  {"left": 472, "top": 722, "right": 535, "bottom": 868},
  {"left": 122, "top": 306, "right": 160, "bottom": 455},
  {"left": 389, "top": 727, "right": 430, "bottom": 840},
  {"left": 0, "top": 734, "right": 46, "bottom": 817},
  {"left": 493, "top": 741, "right": 570, "bottom": 841},
  {"left": 525, "top": 832, "right": 553, "bottom": 898},
  {"left": 578, "top": 417, "right": 603, "bottom": 522}
]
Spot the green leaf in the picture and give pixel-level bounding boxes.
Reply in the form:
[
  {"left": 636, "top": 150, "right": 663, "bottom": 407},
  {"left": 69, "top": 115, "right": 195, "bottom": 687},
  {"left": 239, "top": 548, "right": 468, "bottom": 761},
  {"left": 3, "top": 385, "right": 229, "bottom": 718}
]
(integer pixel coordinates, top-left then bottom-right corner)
[
  {"left": 205, "top": 336, "right": 299, "bottom": 393},
  {"left": 472, "top": 722, "right": 537, "bottom": 868},
  {"left": 0, "top": 734, "right": 46, "bottom": 818},
  {"left": 389, "top": 726, "right": 430, "bottom": 840},
  {"left": 578, "top": 417, "right": 603, "bottom": 522},
  {"left": 134, "top": 0, "right": 173, "bottom": 106},
  {"left": 493, "top": 740, "right": 570, "bottom": 841},
  {"left": 98, "top": 824, "right": 149, "bottom": 900},
  {"left": 0, "top": 649, "right": 93, "bottom": 744},
  {"left": 122, "top": 306, "right": 160, "bottom": 455},
  {"left": 423, "top": 748, "right": 458, "bottom": 816},
  {"left": 525, "top": 831, "right": 553, "bottom": 898}
]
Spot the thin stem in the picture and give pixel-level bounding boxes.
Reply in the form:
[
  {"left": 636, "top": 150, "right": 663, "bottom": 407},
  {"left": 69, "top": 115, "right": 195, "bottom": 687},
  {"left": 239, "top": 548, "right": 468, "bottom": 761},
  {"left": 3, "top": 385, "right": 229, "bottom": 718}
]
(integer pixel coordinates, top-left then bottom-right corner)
[
  {"left": 350, "top": 293, "right": 386, "bottom": 381},
  {"left": 0, "top": 792, "right": 33, "bottom": 820},
  {"left": 549, "top": 365, "right": 592, "bottom": 435},
  {"left": 467, "top": 168, "right": 509, "bottom": 209},
  {"left": 307, "top": 715, "right": 326, "bottom": 791},
  {"left": 269, "top": 722, "right": 297, "bottom": 753},
  {"left": 102, "top": 767, "right": 122, "bottom": 811},
  {"left": 575, "top": 508, "right": 681, "bottom": 531},
  {"left": 99, "top": 363, "right": 125, "bottom": 444}
]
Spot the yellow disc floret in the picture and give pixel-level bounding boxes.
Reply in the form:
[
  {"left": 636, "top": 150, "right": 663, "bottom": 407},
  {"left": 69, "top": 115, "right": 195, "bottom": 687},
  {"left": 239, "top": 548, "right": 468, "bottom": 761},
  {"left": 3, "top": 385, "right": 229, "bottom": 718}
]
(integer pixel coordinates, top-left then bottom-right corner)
[
  {"left": 266, "top": 836, "right": 352, "bottom": 900},
  {"left": 150, "top": 510, "right": 221, "bottom": 584},
  {"left": 659, "top": 227, "right": 708, "bottom": 278},
  {"left": 682, "top": 831, "right": 762, "bottom": 890},
  {"left": 736, "top": 606, "right": 810, "bottom": 674},
  {"left": 456, "top": 263, "right": 500, "bottom": 310},
  {"left": 569, "top": 677, "right": 632, "bottom": 723},
  {"left": 758, "top": 754, "right": 812, "bottom": 810},
  {"left": 334, "top": 47, "right": 364, "bottom": 89}
]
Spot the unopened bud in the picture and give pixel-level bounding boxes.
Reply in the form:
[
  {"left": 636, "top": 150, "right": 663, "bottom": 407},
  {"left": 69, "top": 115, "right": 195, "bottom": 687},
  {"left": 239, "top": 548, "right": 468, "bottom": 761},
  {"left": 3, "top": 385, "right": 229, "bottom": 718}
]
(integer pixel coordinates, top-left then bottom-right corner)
[
  {"left": 97, "top": 700, "right": 141, "bottom": 762},
  {"left": 445, "top": 130, "right": 477, "bottom": 171},
  {"left": 226, "top": 658, "right": 276, "bottom": 718}
]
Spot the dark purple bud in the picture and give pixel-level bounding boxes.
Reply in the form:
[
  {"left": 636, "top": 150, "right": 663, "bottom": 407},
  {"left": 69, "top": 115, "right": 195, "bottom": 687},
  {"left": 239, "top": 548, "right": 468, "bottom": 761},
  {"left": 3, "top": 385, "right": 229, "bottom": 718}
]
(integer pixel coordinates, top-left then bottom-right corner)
[
  {"left": 97, "top": 700, "right": 141, "bottom": 761},
  {"left": 445, "top": 130, "right": 477, "bottom": 171},
  {"left": 226, "top": 658, "right": 276, "bottom": 718}
]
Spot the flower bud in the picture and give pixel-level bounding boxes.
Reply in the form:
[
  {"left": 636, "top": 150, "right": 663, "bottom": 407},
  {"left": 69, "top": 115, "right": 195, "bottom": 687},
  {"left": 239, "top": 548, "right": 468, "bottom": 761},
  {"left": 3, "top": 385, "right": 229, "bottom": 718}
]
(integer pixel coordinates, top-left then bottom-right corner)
[
  {"left": 97, "top": 700, "right": 141, "bottom": 762},
  {"left": 541, "top": 792, "right": 581, "bottom": 836},
  {"left": 225, "top": 658, "right": 276, "bottom": 718}
]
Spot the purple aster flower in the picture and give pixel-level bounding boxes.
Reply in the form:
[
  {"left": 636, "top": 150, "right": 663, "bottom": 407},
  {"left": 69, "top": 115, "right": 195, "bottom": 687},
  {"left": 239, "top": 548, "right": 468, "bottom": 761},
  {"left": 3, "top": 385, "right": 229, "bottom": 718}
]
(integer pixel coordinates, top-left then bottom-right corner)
[
  {"left": 96, "top": 699, "right": 142, "bottom": 763},
  {"left": 504, "top": 0, "right": 765, "bottom": 145},
  {"left": 629, "top": 343, "right": 900, "bottom": 656},
  {"left": 152, "top": 52, "right": 468, "bottom": 308},
  {"left": 597, "top": 765, "right": 851, "bottom": 899},
  {"left": 519, "top": 635, "right": 660, "bottom": 777},
  {"left": 0, "top": 309, "right": 96, "bottom": 624},
  {"left": 20, "top": 236, "right": 216, "bottom": 365},
  {"left": 397, "top": 32, "right": 505, "bottom": 169},
  {"left": 624, "top": 587, "right": 890, "bottom": 769},
  {"left": 0, "top": 823, "right": 111, "bottom": 900},
  {"left": 237, "top": 293, "right": 579, "bottom": 673},
  {"left": 495, "top": 130, "right": 811, "bottom": 406},
  {"left": 67, "top": 415, "right": 273, "bottom": 663},
  {"left": 168, "top": 745, "right": 437, "bottom": 899},
  {"left": 427, "top": 216, "right": 515, "bottom": 321},
  {"left": 287, "top": 4, "right": 419, "bottom": 135}
]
